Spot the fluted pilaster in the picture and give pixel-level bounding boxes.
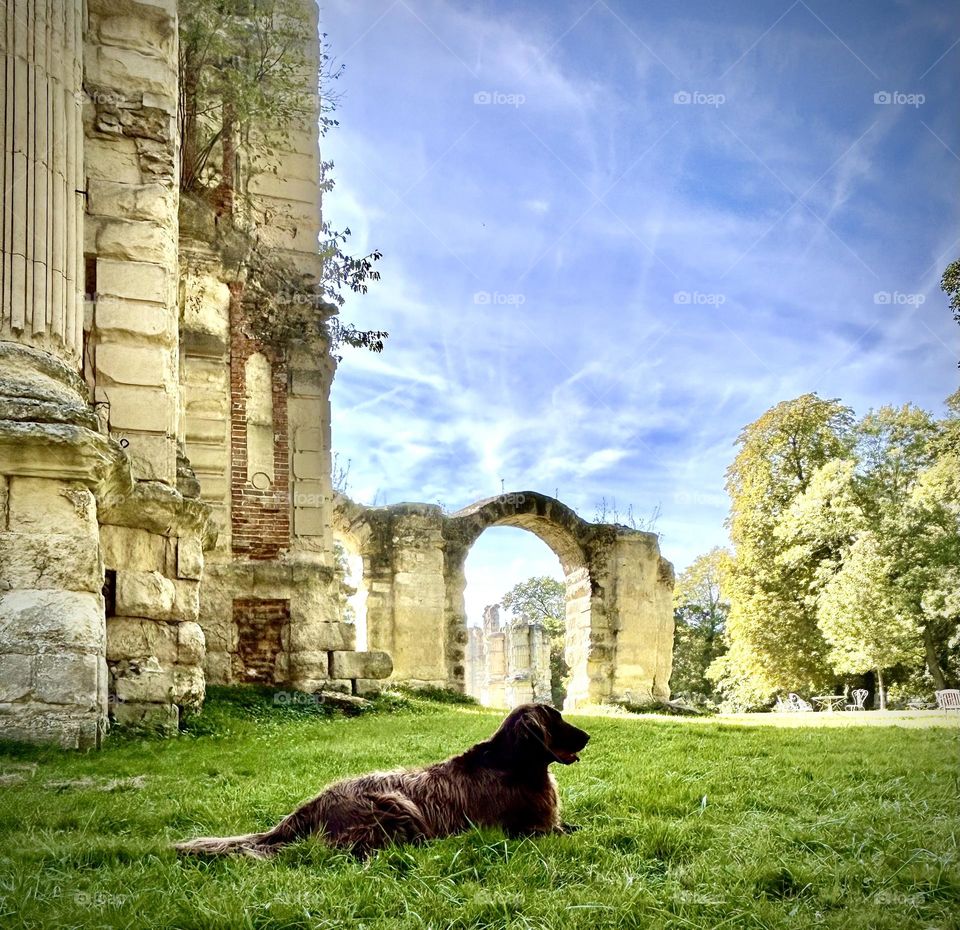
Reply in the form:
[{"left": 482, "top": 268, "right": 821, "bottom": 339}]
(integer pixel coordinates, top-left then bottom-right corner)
[{"left": 1, "top": 0, "right": 84, "bottom": 365}]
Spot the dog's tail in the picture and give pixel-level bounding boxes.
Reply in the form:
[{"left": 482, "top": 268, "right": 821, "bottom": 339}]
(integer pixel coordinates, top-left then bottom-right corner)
[
  {"left": 175, "top": 796, "right": 326, "bottom": 859},
  {"left": 174, "top": 831, "right": 274, "bottom": 859}
]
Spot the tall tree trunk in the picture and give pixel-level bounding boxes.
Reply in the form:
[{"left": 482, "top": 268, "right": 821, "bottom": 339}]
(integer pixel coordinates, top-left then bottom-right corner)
[
  {"left": 181, "top": 56, "right": 200, "bottom": 191},
  {"left": 218, "top": 96, "right": 236, "bottom": 217},
  {"left": 876, "top": 667, "right": 886, "bottom": 710},
  {"left": 923, "top": 625, "right": 948, "bottom": 690}
]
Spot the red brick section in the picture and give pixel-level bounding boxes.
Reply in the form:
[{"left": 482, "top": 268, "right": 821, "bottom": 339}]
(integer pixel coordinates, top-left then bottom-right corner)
[
  {"left": 233, "top": 598, "right": 291, "bottom": 683},
  {"left": 229, "top": 285, "right": 291, "bottom": 559}
]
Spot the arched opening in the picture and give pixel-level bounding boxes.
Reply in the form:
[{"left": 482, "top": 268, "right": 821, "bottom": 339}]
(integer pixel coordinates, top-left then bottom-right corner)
[
  {"left": 462, "top": 524, "right": 583, "bottom": 709},
  {"left": 244, "top": 352, "right": 274, "bottom": 488},
  {"left": 333, "top": 532, "right": 368, "bottom": 650}
]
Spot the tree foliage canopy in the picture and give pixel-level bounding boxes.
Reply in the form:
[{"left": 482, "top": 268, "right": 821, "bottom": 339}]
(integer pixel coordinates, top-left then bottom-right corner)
[
  {"left": 177, "top": 0, "right": 386, "bottom": 357},
  {"left": 671, "top": 547, "right": 731, "bottom": 703},
  {"left": 710, "top": 393, "right": 960, "bottom": 708}
]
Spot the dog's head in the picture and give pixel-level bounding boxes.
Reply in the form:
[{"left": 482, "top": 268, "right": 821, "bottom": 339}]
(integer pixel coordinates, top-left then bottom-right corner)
[{"left": 492, "top": 703, "right": 590, "bottom": 767}]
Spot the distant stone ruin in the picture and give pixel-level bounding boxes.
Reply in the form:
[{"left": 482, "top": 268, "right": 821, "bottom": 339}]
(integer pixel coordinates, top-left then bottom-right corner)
[
  {"left": 466, "top": 605, "right": 552, "bottom": 708},
  {"left": 335, "top": 491, "right": 675, "bottom": 710}
]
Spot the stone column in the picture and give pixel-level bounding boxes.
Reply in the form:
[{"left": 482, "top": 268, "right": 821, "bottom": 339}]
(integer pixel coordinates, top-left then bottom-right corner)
[
  {"left": 0, "top": 2, "right": 117, "bottom": 749},
  {"left": 608, "top": 534, "right": 675, "bottom": 704},
  {"left": 1, "top": 1, "right": 85, "bottom": 361}
]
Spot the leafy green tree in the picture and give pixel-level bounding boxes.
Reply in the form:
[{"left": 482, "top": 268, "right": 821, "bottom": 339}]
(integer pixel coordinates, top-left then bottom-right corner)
[
  {"left": 778, "top": 402, "right": 959, "bottom": 695},
  {"left": 671, "top": 548, "right": 731, "bottom": 703},
  {"left": 715, "top": 394, "right": 855, "bottom": 705},
  {"left": 941, "top": 258, "right": 960, "bottom": 365},
  {"left": 501, "top": 577, "right": 568, "bottom": 707},
  {"left": 817, "top": 532, "right": 924, "bottom": 708},
  {"left": 177, "top": 0, "right": 386, "bottom": 355}
]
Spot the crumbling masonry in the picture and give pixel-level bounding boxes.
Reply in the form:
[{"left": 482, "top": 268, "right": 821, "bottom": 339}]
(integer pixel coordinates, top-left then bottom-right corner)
[
  {"left": 466, "top": 605, "right": 552, "bottom": 708},
  {"left": 1, "top": 2, "right": 674, "bottom": 748},
  {"left": 0, "top": 0, "right": 388, "bottom": 747},
  {"left": 335, "top": 492, "right": 675, "bottom": 710}
]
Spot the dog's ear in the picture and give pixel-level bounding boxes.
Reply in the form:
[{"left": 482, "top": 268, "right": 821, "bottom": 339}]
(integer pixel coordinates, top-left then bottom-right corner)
[
  {"left": 521, "top": 707, "right": 548, "bottom": 748},
  {"left": 491, "top": 705, "right": 548, "bottom": 762}
]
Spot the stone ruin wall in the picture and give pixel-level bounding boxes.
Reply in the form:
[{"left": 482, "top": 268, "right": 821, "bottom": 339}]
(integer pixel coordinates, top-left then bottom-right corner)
[
  {"left": 466, "top": 605, "right": 552, "bottom": 708},
  {"left": 335, "top": 492, "right": 676, "bottom": 710},
  {"left": 0, "top": 0, "right": 389, "bottom": 749},
  {"left": 1, "top": 1, "right": 673, "bottom": 748}
]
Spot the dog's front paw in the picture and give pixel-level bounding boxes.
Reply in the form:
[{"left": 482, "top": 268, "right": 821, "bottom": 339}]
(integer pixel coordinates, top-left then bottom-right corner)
[{"left": 559, "top": 822, "right": 581, "bottom": 834}]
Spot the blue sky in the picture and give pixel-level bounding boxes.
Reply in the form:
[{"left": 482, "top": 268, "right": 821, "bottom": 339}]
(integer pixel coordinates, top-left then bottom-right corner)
[{"left": 318, "top": 0, "right": 959, "bottom": 623}]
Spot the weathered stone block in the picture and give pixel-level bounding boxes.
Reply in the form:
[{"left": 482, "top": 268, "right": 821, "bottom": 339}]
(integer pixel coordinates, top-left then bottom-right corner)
[
  {"left": 7, "top": 478, "right": 97, "bottom": 534},
  {"left": 0, "top": 533, "right": 102, "bottom": 592},
  {"left": 122, "top": 432, "right": 177, "bottom": 483},
  {"left": 330, "top": 650, "right": 393, "bottom": 680},
  {"left": 93, "top": 217, "right": 173, "bottom": 264},
  {"left": 97, "top": 255, "right": 170, "bottom": 309},
  {"left": 292, "top": 450, "right": 324, "bottom": 480},
  {"left": 0, "top": 654, "right": 32, "bottom": 702},
  {"left": 177, "top": 622, "right": 205, "bottom": 665},
  {"left": 99, "top": 524, "right": 165, "bottom": 572},
  {"left": 97, "top": 14, "right": 175, "bottom": 57},
  {"left": 177, "top": 536, "right": 203, "bottom": 580},
  {"left": 111, "top": 700, "right": 178, "bottom": 730},
  {"left": 289, "top": 621, "right": 355, "bottom": 653},
  {"left": 95, "top": 384, "right": 174, "bottom": 433},
  {"left": 34, "top": 653, "right": 100, "bottom": 707},
  {"left": 182, "top": 275, "right": 230, "bottom": 336},
  {"left": 289, "top": 651, "right": 330, "bottom": 679},
  {"left": 112, "top": 659, "right": 171, "bottom": 703},
  {"left": 293, "top": 507, "right": 326, "bottom": 537},
  {"left": 317, "top": 679, "right": 352, "bottom": 695},
  {"left": 115, "top": 570, "right": 175, "bottom": 619},
  {"left": 87, "top": 180, "right": 175, "bottom": 225},
  {"left": 203, "top": 650, "right": 232, "bottom": 685},
  {"left": 290, "top": 368, "right": 326, "bottom": 397},
  {"left": 172, "top": 665, "right": 205, "bottom": 708},
  {"left": 353, "top": 679, "right": 385, "bottom": 696},
  {"left": 106, "top": 617, "right": 178, "bottom": 663},
  {"left": 0, "top": 591, "right": 104, "bottom": 653},
  {"left": 85, "top": 137, "right": 142, "bottom": 183},
  {"left": 96, "top": 297, "right": 173, "bottom": 340},
  {"left": 173, "top": 580, "right": 200, "bottom": 622},
  {"left": 96, "top": 344, "right": 170, "bottom": 387},
  {"left": 87, "top": 46, "right": 175, "bottom": 99}
]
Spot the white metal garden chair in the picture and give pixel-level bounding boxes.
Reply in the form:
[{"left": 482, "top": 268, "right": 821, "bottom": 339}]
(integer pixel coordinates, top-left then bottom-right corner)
[
  {"left": 935, "top": 689, "right": 960, "bottom": 712},
  {"left": 845, "top": 688, "right": 868, "bottom": 711}
]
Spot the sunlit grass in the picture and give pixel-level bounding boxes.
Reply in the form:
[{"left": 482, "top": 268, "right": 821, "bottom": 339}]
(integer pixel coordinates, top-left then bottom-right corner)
[{"left": 0, "top": 689, "right": 957, "bottom": 930}]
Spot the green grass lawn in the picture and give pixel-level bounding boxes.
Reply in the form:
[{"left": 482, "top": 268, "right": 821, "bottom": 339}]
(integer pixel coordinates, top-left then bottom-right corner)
[{"left": 0, "top": 690, "right": 958, "bottom": 930}]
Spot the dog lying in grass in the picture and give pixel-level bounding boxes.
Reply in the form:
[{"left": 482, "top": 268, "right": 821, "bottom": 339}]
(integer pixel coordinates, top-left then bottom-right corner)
[{"left": 175, "top": 702, "right": 589, "bottom": 858}]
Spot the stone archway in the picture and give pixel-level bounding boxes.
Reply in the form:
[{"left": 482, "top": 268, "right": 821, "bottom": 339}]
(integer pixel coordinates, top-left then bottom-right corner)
[{"left": 332, "top": 491, "right": 675, "bottom": 709}]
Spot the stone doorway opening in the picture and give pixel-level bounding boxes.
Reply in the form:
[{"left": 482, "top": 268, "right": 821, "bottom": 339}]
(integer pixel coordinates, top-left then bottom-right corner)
[
  {"left": 463, "top": 526, "right": 569, "bottom": 709},
  {"left": 333, "top": 532, "right": 368, "bottom": 649}
]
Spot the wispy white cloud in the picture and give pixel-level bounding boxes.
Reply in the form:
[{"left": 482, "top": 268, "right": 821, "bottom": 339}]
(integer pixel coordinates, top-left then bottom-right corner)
[{"left": 322, "top": 0, "right": 959, "bottom": 614}]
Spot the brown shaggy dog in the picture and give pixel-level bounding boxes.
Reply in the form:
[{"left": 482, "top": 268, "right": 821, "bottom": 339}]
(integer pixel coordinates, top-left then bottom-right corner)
[{"left": 175, "top": 703, "right": 589, "bottom": 858}]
